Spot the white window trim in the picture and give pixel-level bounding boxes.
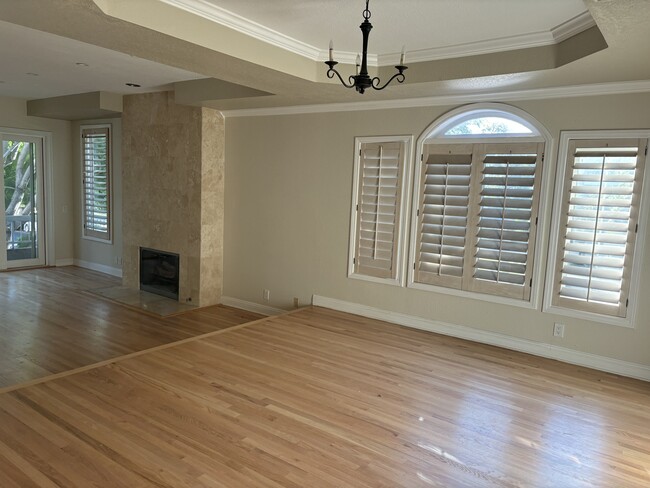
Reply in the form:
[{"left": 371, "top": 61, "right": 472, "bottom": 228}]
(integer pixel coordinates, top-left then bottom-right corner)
[
  {"left": 348, "top": 135, "right": 413, "bottom": 286},
  {"left": 407, "top": 103, "right": 555, "bottom": 310},
  {"left": 543, "top": 129, "right": 650, "bottom": 328},
  {"left": 0, "top": 127, "right": 54, "bottom": 268},
  {"left": 80, "top": 124, "right": 113, "bottom": 244},
  {"left": 0, "top": 127, "right": 56, "bottom": 269}
]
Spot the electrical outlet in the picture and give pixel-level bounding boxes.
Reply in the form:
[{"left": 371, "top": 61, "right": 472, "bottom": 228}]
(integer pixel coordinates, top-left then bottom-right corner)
[
  {"left": 293, "top": 297, "right": 299, "bottom": 308},
  {"left": 263, "top": 289, "right": 270, "bottom": 302},
  {"left": 553, "top": 323, "right": 565, "bottom": 338}
]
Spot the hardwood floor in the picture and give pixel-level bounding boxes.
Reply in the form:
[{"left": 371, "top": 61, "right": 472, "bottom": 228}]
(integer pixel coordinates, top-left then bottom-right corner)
[
  {"left": 0, "top": 266, "right": 263, "bottom": 389},
  {"left": 1, "top": 306, "right": 649, "bottom": 487}
]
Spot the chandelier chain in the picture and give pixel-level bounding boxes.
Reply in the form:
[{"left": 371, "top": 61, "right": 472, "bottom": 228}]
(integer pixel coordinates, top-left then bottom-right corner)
[{"left": 363, "top": 0, "right": 371, "bottom": 20}]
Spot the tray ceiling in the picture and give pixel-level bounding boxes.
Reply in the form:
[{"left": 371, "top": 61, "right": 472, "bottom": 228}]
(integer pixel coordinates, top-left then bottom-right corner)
[
  {"left": 161, "top": 0, "right": 593, "bottom": 64},
  {"left": 0, "top": 0, "right": 649, "bottom": 113}
]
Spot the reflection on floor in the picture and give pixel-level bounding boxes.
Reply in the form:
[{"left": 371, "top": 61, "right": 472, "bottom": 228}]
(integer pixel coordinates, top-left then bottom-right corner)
[
  {"left": 89, "top": 286, "right": 197, "bottom": 317},
  {"left": 0, "top": 306, "right": 649, "bottom": 487},
  {"left": 0, "top": 266, "right": 264, "bottom": 389}
]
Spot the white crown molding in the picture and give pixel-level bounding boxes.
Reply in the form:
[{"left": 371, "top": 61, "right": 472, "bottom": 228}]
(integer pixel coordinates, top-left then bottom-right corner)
[
  {"left": 220, "top": 80, "right": 650, "bottom": 118},
  {"left": 552, "top": 11, "right": 596, "bottom": 43},
  {"left": 220, "top": 296, "right": 286, "bottom": 316},
  {"left": 311, "top": 295, "right": 650, "bottom": 382},
  {"left": 318, "top": 51, "right": 379, "bottom": 66},
  {"left": 378, "top": 12, "right": 595, "bottom": 65},
  {"left": 379, "top": 30, "right": 555, "bottom": 65},
  {"left": 159, "top": 0, "right": 321, "bottom": 60},
  {"left": 377, "top": 30, "right": 551, "bottom": 65},
  {"left": 160, "top": 0, "right": 595, "bottom": 67}
]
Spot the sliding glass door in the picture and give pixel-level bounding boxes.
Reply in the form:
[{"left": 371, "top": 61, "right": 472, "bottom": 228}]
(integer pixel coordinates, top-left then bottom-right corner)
[{"left": 1, "top": 133, "right": 45, "bottom": 268}]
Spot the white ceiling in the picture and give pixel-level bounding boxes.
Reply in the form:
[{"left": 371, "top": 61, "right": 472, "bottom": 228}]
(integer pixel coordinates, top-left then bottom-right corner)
[
  {"left": 0, "top": 20, "right": 204, "bottom": 99},
  {"left": 178, "top": 0, "right": 589, "bottom": 55},
  {"left": 1, "top": 0, "right": 649, "bottom": 111}
]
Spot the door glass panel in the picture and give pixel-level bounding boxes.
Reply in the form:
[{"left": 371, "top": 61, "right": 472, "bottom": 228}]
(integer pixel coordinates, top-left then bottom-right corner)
[{"left": 3, "top": 139, "right": 39, "bottom": 262}]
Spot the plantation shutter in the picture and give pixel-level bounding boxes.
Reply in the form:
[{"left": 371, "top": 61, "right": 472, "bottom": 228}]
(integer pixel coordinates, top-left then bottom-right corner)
[
  {"left": 552, "top": 139, "right": 647, "bottom": 317},
  {"left": 352, "top": 140, "right": 405, "bottom": 280},
  {"left": 413, "top": 144, "right": 473, "bottom": 289},
  {"left": 467, "top": 143, "right": 544, "bottom": 300},
  {"left": 82, "top": 127, "right": 111, "bottom": 240}
]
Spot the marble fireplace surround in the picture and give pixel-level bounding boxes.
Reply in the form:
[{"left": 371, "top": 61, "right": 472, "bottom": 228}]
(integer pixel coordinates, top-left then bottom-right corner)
[{"left": 121, "top": 92, "right": 224, "bottom": 307}]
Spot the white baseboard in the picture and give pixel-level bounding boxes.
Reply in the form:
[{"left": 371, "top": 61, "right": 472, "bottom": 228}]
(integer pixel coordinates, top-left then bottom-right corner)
[
  {"left": 73, "top": 259, "right": 123, "bottom": 278},
  {"left": 220, "top": 296, "right": 286, "bottom": 316},
  {"left": 55, "top": 258, "right": 74, "bottom": 267},
  {"left": 312, "top": 295, "right": 650, "bottom": 382}
]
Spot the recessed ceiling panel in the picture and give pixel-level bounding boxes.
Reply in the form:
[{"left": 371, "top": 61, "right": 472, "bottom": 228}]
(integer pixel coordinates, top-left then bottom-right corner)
[
  {"left": 0, "top": 20, "right": 204, "bottom": 99},
  {"left": 190, "top": 0, "right": 589, "bottom": 54}
]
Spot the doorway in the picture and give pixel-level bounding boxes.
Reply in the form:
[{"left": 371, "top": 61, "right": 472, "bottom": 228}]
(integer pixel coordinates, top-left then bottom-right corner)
[{"left": 1, "top": 133, "right": 46, "bottom": 269}]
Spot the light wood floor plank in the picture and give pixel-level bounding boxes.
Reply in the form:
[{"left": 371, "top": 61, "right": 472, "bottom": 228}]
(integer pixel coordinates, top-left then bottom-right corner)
[
  {"left": 0, "top": 267, "right": 263, "bottom": 389},
  {"left": 1, "top": 305, "right": 650, "bottom": 486}
]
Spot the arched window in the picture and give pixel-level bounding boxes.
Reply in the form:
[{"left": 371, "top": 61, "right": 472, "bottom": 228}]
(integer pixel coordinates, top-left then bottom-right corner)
[
  {"left": 445, "top": 117, "right": 533, "bottom": 136},
  {"left": 423, "top": 104, "right": 543, "bottom": 141},
  {"left": 408, "top": 104, "right": 550, "bottom": 305}
]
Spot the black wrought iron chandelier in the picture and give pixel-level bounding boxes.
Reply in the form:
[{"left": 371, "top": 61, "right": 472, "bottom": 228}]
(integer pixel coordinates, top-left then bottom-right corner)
[{"left": 325, "top": 0, "right": 407, "bottom": 94}]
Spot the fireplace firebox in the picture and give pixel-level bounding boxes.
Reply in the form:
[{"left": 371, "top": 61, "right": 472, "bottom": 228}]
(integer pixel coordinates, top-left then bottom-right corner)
[{"left": 139, "top": 247, "right": 180, "bottom": 300}]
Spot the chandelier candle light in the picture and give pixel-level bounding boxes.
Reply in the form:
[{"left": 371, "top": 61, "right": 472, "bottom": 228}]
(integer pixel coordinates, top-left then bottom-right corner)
[{"left": 325, "top": 0, "right": 407, "bottom": 94}]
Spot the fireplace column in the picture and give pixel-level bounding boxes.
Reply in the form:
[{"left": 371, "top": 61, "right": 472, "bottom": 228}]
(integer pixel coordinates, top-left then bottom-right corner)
[{"left": 121, "top": 91, "right": 224, "bottom": 307}]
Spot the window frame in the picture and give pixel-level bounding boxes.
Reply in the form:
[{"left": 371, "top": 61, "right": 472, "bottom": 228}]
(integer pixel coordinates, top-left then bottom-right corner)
[
  {"left": 348, "top": 135, "right": 413, "bottom": 286},
  {"left": 407, "top": 103, "right": 554, "bottom": 309},
  {"left": 543, "top": 130, "right": 650, "bottom": 328},
  {"left": 81, "top": 124, "right": 113, "bottom": 243}
]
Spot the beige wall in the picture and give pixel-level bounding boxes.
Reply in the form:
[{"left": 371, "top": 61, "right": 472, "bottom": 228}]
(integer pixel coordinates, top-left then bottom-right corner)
[
  {"left": 71, "top": 118, "right": 123, "bottom": 273},
  {"left": 0, "top": 96, "right": 73, "bottom": 263},
  {"left": 223, "top": 92, "right": 650, "bottom": 366}
]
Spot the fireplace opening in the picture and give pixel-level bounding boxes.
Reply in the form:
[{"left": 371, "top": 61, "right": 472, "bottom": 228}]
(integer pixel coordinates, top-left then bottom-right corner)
[{"left": 140, "top": 247, "right": 180, "bottom": 300}]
